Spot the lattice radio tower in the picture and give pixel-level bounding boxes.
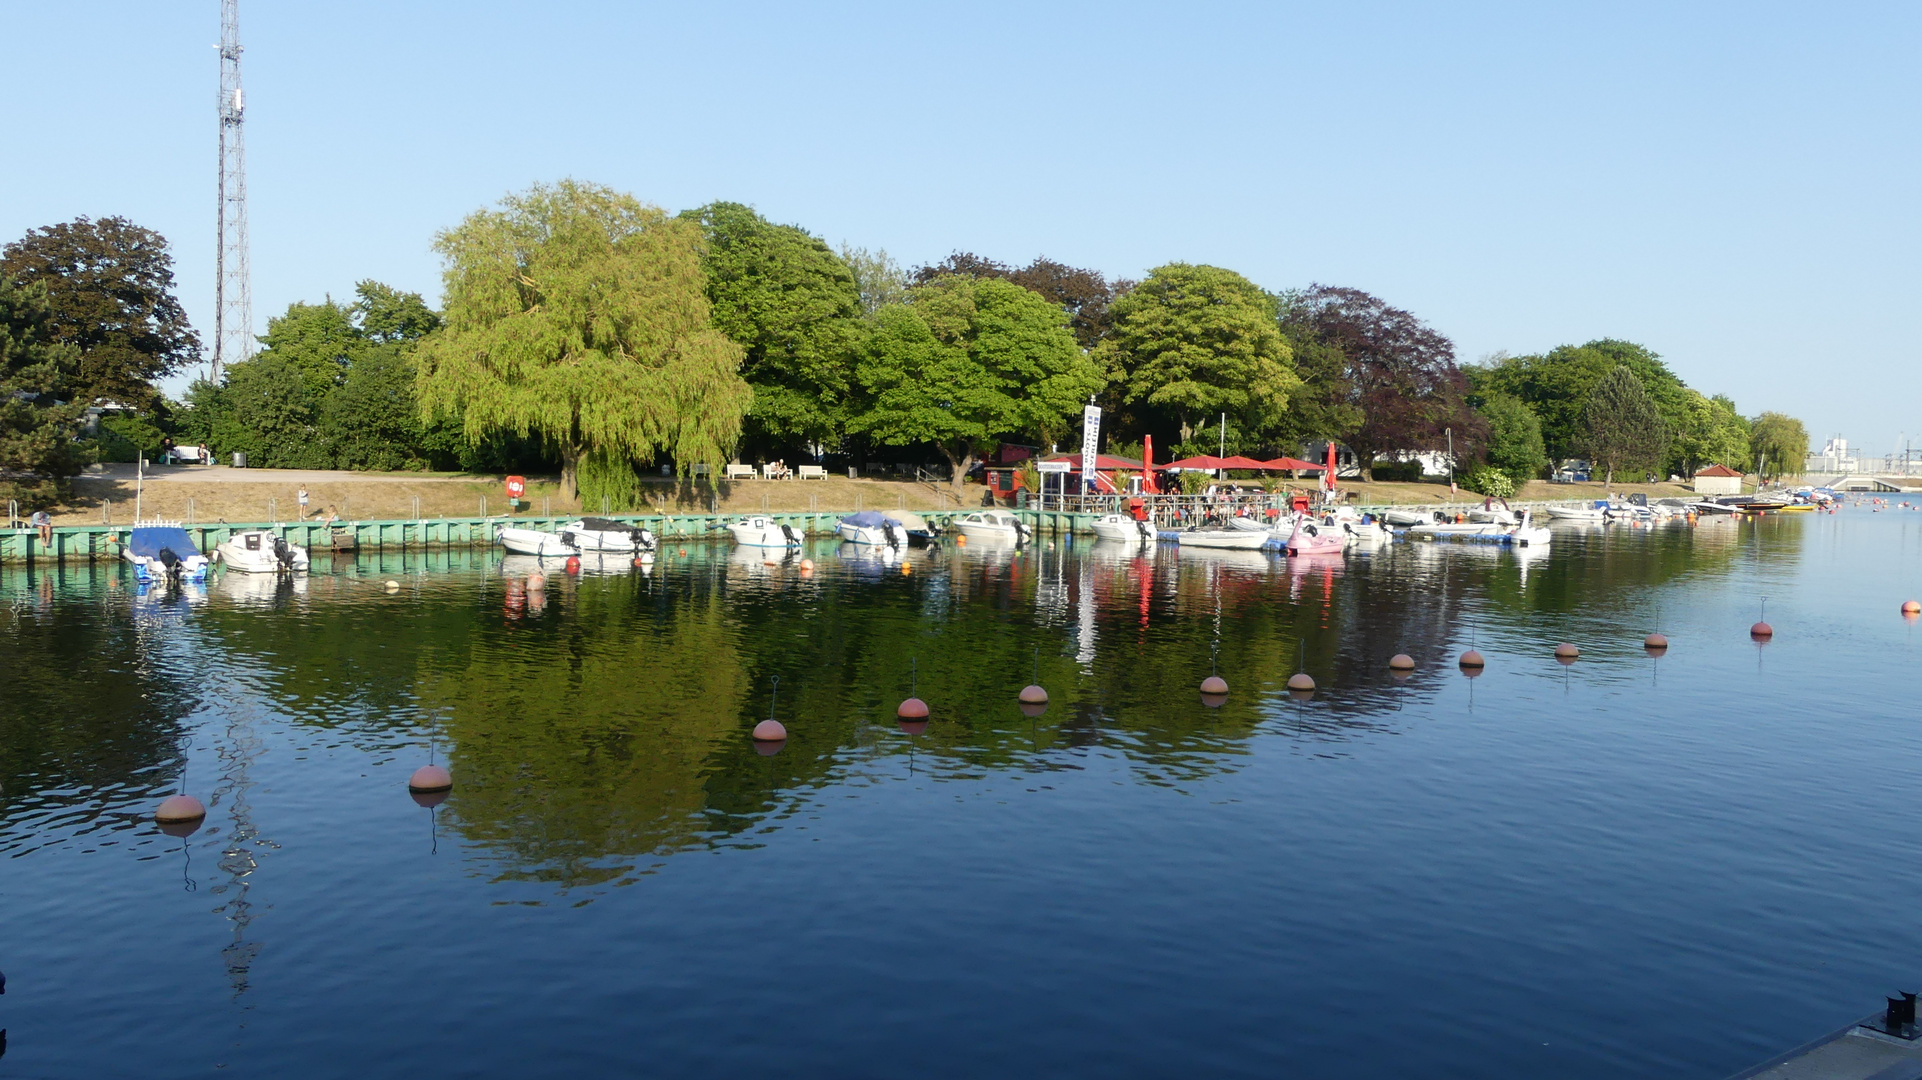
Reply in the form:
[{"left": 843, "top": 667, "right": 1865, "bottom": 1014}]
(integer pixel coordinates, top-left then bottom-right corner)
[{"left": 213, "top": 0, "right": 251, "bottom": 381}]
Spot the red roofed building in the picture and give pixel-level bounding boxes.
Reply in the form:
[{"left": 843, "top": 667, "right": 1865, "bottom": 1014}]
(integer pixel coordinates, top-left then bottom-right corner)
[{"left": 1693, "top": 464, "right": 1744, "bottom": 495}]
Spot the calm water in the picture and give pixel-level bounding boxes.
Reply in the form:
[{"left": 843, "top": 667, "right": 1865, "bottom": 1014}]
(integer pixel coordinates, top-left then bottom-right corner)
[{"left": 5, "top": 508, "right": 1922, "bottom": 1077}]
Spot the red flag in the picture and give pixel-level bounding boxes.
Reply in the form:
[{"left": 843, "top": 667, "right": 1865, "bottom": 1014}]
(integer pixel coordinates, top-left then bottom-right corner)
[{"left": 1142, "top": 435, "right": 1158, "bottom": 493}]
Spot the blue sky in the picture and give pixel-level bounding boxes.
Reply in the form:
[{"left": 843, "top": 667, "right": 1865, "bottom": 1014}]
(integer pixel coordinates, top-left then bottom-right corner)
[{"left": 6, "top": 1, "right": 1916, "bottom": 457}]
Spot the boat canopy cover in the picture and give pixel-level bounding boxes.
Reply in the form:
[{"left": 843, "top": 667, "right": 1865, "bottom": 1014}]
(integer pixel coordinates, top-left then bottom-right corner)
[
  {"left": 128, "top": 526, "right": 200, "bottom": 559},
  {"left": 576, "top": 517, "right": 632, "bottom": 532},
  {"left": 840, "top": 511, "right": 901, "bottom": 528}
]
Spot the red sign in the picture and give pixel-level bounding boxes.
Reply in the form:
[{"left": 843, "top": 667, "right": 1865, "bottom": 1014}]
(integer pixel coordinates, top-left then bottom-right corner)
[{"left": 505, "top": 475, "right": 526, "bottom": 499}]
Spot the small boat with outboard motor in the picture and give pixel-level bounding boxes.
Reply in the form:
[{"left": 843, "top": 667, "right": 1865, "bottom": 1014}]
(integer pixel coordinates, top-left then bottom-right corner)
[
  {"left": 839, "top": 510, "right": 910, "bottom": 547},
  {"left": 724, "top": 515, "right": 804, "bottom": 548},
  {"left": 559, "top": 517, "right": 656, "bottom": 553},
  {"left": 954, "top": 509, "right": 1032, "bottom": 544},
  {"left": 1546, "top": 501, "right": 1608, "bottom": 522},
  {"left": 497, "top": 524, "right": 579, "bottom": 557},
  {"left": 122, "top": 524, "right": 211, "bottom": 582},
  {"left": 1092, "top": 512, "right": 1157, "bottom": 544},
  {"left": 1408, "top": 509, "right": 1551, "bottom": 547},
  {"left": 1176, "top": 524, "right": 1270, "bottom": 550},
  {"left": 214, "top": 528, "right": 310, "bottom": 574}
]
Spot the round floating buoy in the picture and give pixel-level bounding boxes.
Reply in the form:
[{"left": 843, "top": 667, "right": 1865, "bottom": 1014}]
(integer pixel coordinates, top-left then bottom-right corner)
[
  {"left": 1019, "top": 701, "right": 1048, "bottom": 718},
  {"left": 753, "top": 738, "right": 784, "bottom": 757},
  {"left": 1287, "top": 672, "right": 1316, "bottom": 691},
  {"left": 898, "top": 718, "right": 929, "bottom": 736},
  {"left": 385, "top": 580, "right": 400, "bottom": 592},
  {"left": 1388, "top": 654, "right": 1415, "bottom": 671},
  {"left": 1554, "top": 643, "right": 1580, "bottom": 660},
  {"left": 901, "top": 563, "right": 912, "bottom": 575},
  {"left": 1750, "top": 621, "right": 1773, "bottom": 639},
  {"left": 1644, "top": 633, "right": 1668, "bottom": 652},
  {"left": 1019, "top": 684, "right": 1048, "bottom": 705},
  {"left": 1459, "top": 650, "right": 1485, "bottom": 669},
  {"left": 800, "top": 558, "right": 815, "bottom": 571},
  {"left": 1904, "top": 601, "right": 1920, "bottom": 615},
  {"left": 155, "top": 794, "right": 206, "bottom": 832},
  {"left": 1200, "top": 675, "right": 1228, "bottom": 695},
  {"left": 956, "top": 535, "right": 967, "bottom": 546},
  {"left": 565, "top": 556, "right": 581, "bottom": 575},
  {"left": 897, "top": 697, "right": 929, "bottom": 720},
  {"left": 632, "top": 557, "right": 646, "bottom": 568},
  {"left": 407, "top": 764, "right": 453, "bottom": 794},
  {"left": 752, "top": 719, "right": 787, "bottom": 742},
  {"left": 526, "top": 571, "right": 545, "bottom": 591}
]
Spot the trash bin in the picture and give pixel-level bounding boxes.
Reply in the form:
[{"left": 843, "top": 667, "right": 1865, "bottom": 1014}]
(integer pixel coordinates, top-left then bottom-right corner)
[{"left": 232, "top": 451, "right": 246, "bottom": 468}]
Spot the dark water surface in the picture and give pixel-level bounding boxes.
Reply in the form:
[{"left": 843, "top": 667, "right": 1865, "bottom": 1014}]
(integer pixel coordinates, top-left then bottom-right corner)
[{"left": 6, "top": 508, "right": 1922, "bottom": 1077}]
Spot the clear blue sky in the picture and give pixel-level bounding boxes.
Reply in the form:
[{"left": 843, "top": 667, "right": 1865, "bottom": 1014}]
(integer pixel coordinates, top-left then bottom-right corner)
[{"left": 6, "top": 1, "right": 1916, "bottom": 457}]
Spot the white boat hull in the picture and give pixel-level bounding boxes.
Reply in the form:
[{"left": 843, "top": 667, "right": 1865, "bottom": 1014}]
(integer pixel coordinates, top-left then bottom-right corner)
[
  {"left": 1091, "top": 515, "right": 1155, "bottom": 544},
  {"left": 498, "top": 526, "right": 577, "bottom": 557},
  {"left": 1177, "top": 529, "right": 1270, "bottom": 550},
  {"left": 729, "top": 519, "right": 802, "bottom": 547},
  {"left": 839, "top": 522, "right": 908, "bottom": 546},
  {"left": 1545, "top": 507, "right": 1605, "bottom": 522},
  {"left": 215, "top": 531, "right": 311, "bottom": 573}
]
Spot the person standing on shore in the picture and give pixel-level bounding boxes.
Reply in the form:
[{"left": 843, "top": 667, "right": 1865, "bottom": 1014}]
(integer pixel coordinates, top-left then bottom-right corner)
[{"left": 297, "top": 486, "right": 310, "bottom": 521}]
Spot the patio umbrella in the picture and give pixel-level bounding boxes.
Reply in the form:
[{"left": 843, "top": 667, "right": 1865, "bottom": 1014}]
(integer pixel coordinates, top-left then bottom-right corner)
[
  {"left": 1142, "top": 436, "right": 1158, "bottom": 493},
  {"left": 1262, "top": 456, "right": 1324, "bottom": 471},
  {"left": 1162, "top": 455, "right": 1230, "bottom": 470}
]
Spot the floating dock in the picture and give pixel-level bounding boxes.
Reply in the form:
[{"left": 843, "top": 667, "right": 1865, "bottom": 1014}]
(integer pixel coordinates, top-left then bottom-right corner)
[{"left": 1730, "top": 1001, "right": 1922, "bottom": 1080}]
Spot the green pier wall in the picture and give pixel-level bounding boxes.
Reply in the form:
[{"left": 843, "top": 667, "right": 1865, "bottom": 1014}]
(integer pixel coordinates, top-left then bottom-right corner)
[{"left": 0, "top": 509, "right": 1101, "bottom": 565}]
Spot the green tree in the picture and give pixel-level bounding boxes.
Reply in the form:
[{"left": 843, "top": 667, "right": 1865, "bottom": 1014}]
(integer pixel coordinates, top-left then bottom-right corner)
[
  {"left": 840, "top": 245, "right": 910, "bottom": 316},
  {"left": 1475, "top": 339, "right": 1690, "bottom": 466},
  {"left": 254, "top": 300, "right": 365, "bottom": 401},
  {"left": 1096, "top": 264, "right": 1298, "bottom": 446},
  {"left": 915, "top": 252, "right": 1133, "bottom": 349},
  {"left": 681, "top": 202, "right": 864, "bottom": 452},
  {"left": 1474, "top": 392, "right": 1548, "bottom": 484},
  {"left": 1582, "top": 365, "right": 1670, "bottom": 484},
  {"left": 0, "top": 277, "right": 88, "bottom": 505},
  {"left": 0, "top": 216, "right": 200, "bottom": 408},
  {"left": 850, "top": 276, "right": 1100, "bottom": 488},
  {"left": 1268, "top": 325, "right": 1363, "bottom": 452},
  {"left": 416, "top": 181, "right": 750, "bottom": 502},
  {"left": 1672, "top": 390, "right": 1751, "bottom": 473},
  {"left": 1748, "top": 411, "right": 1809, "bottom": 481}
]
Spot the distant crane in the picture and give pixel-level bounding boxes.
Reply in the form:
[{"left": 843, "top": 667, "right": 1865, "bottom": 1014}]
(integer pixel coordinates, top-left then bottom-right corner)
[{"left": 213, "top": 0, "right": 251, "bottom": 381}]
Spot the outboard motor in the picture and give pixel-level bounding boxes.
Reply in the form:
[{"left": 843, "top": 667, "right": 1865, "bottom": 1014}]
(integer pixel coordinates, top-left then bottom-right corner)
[
  {"left": 157, "top": 547, "right": 182, "bottom": 578},
  {"left": 1013, "top": 520, "right": 1032, "bottom": 545},
  {"left": 780, "top": 523, "right": 800, "bottom": 546},
  {"left": 559, "top": 531, "right": 576, "bottom": 549},
  {"left": 885, "top": 522, "right": 905, "bottom": 549},
  {"left": 1136, "top": 518, "right": 1155, "bottom": 543},
  {"left": 273, "top": 536, "right": 294, "bottom": 571}
]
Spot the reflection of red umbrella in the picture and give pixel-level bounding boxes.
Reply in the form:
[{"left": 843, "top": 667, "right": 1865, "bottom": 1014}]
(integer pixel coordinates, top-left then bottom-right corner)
[{"left": 1262, "top": 456, "right": 1323, "bottom": 471}]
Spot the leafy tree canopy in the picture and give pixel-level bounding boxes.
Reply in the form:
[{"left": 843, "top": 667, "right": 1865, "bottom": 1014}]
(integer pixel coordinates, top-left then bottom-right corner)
[
  {"left": 1748, "top": 411, "right": 1809, "bottom": 481},
  {"left": 1472, "top": 339, "right": 1690, "bottom": 465},
  {"left": 1282, "top": 285, "right": 1479, "bottom": 479},
  {"left": 0, "top": 277, "right": 88, "bottom": 504},
  {"left": 914, "top": 252, "right": 1132, "bottom": 349},
  {"left": 850, "top": 275, "right": 1100, "bottom": 487},
  {"left": 417, "top": 180, "right": 750, "bottom": 501},
  {"left": 1582, "top": 365, "right": 1670, "bottom": 484},
  {"left": 680, "top": 202, "right": 864, "bottom": 451},
  {"left": 0, "top": 216, "right": 200, "bottom": 409},
  {"left": 1096, "top": 263, "right": 1298, "bottom": 446},
  {"left": 1671, "top": 390, "right": 1751, "bottom": 474},
  {"left": 1473, "top": 391, "right": 1548, "bottom": 484},
  {"left": 839, "top": 245, "right": 909, "bottom": 316}
]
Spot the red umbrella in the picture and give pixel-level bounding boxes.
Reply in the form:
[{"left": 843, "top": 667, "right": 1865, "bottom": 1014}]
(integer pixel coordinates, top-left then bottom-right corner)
[
  {"left": 1218, "top": 455, "right": 1271, "bottom": 471},
  {"left": 1262, "top": 456, "right": 1324, "bottom": 471},
  {"left": 1163, "top": 455, "right": 1230, "bottom": 470},
  {"left": 1142, "top": 435, "right": 1158, "bottom": 493}
]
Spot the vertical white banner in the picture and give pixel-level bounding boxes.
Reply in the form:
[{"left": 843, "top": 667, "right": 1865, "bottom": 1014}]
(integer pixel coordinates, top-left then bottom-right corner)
[{"left": 1080, "top": 403, "right": 1102, "bottom": 492}]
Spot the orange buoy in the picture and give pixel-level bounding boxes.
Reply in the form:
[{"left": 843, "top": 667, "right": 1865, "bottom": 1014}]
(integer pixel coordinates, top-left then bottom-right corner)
[
  {"left": 752, "top": 719, "right": 787, "bottom": 742},
  {"left": 1388, "top": 654, "right": 1415, "bottom": 671},
  {"left": 1644, "top": 633, "right": 1668, "bottom": 651},
  {"left": 1750, "top": 621, "right": 1773, "bottom": 639},
  {"left": 155, "top": 794, "right": 206, "bottom": 827},
  {"left": 956, "top": 535, "right": 967, "bottom": 546},
  {"left": 1287, "top": 672, "right": 1315, "bottom": 691},
  {"left": 564, "top": 556, "right": 581, "bottom": 574},
  {"left": 1458, "top": 650, "right": 1485, "bottom": 669},
  {"left": 898, "top": 718, "right": 929, "bottom": 736},
  {"left": 897, "top": 697, "right": 929, "bottom": 719},
  {"left": 901, "top": 563, "right": 912, "bottom": 575},
  {"left": 408, "top": 764, "right": 453, "bottom": 793},
  {"left": 1019, "top": 685, "right": 1048, "bottom": 705},
  {"left": 1553, "top": 643, "right": 1580, "bottom": 660},
  {"left": 1019, "top": 701, "right": 1048, "bottom": 718},
  {"left": 1200, "top": 675, "right": 1228, "bottom": 695},
  {"left": 1904, "top": 601, "right": 1920, "bottom": 615},
  {"left": 800, "top": 558, "right": 815, "bottom": 571}
]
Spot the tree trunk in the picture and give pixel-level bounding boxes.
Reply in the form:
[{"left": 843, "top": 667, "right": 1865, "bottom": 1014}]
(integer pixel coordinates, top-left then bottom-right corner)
[
  {"left": 1179, "top": 416, "right": 1194, "bottom": 446},
  {"left": 561, "top": 446, "right": 583, "bottom": 506},
  {"left": 1603, "top": 461, "right": 1615, "bottom": 486},
  {"left": 939, "top": 442, "right": 976, "bottom": 492}
]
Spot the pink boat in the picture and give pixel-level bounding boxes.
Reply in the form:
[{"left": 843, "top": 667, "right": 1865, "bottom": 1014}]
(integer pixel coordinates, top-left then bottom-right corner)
[{"left": 1284, "top": 513, "right": 1347, "bottom": 556}]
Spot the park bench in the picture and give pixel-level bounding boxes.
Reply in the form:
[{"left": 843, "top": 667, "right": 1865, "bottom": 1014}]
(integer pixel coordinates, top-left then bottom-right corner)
[
  {"left": 797, "top": 465, "right": 827, "bottom": 480},
  {"left": 725, "top": 464, "right": 757, "bottom": 481}
]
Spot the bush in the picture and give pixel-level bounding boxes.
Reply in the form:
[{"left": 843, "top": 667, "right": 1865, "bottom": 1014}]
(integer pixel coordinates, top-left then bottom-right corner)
[
  {"left": 1462, "top": 467, "right": 1515, "bottom": 499},
  {"left": 1369, "top": 459, "right": 1422, "bottom": 482},
  {"left": 94, "top": 414, "right": 167, "bottom": 463}
]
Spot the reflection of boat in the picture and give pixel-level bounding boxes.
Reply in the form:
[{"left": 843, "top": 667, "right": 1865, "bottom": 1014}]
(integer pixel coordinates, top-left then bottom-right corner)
[
  {"left": 1091, "top": 513, "right": 1155, "bottom": 544},
  {"left": 726, "top": 516, "right": 803, "bottom": 548},
  {"left": 216, "top": 569, "right": 309, "bottom": 605},
  {"left": 1177, "top": 545, "right": 1270, "bottom": 570},
  {"left": 1177, "top": 526, "right": 1269, "bottom": 550},
  {"left": 727, "top": 543, "right": 795, "bottom": 575},
  {"left": 214, "top": 529, "right": 310, "bottom": 574},
  {"left": 955, "top": 510, "right": 1030, "bottom": 543},
  {"left": 560, "top": 517, "right": 656, "bottom": 553},
  {"left": 497, "top": 525, "right": 577, "bottom": 557},
  {"left": 836, "top": 539, "right": 900, "bottom": 577},
  {"left": 1285, "top": 514, "right": 1347, "bottom": 555},
  {"left": 839, "top": 511, "right": 909, "bottom": 547},
  {"left": 123, "top": 525, "right": 211, "bottom": 582}
]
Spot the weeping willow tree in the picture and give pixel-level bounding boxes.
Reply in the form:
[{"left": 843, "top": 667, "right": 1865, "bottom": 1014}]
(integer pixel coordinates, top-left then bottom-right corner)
[{"left": 416, "top": 180, "right": 751, "bottom": 502}]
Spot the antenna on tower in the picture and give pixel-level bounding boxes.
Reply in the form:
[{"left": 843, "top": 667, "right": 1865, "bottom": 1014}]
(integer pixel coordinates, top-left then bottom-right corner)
[{"left": 213, "top": 0, "right": 251, "bottom": 382}]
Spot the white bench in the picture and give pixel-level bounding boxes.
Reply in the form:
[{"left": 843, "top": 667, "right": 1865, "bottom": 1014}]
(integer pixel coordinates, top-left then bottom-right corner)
[
  {"left": 165, "top": 446, "right": 209, "bottom": 465},
  {"left": 725, "top": 464, "right": 757, "bottom": 481},
  {"left": 797, "top": 465, "right": 827, "bottom": 480}
]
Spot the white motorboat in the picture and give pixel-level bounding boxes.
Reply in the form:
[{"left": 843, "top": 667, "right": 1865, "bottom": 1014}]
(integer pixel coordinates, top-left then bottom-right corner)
[
  {"left": 1382, "top": 509, "right": 1439, "bottom": 527},
  {"left": 122, "top": 524, "right": 211, "bottom": 583},
  {"left": 560, "top": 517, "right": 656, "bottom": 553},
  {"left": 727, "top": 516, "right": 804, "bottom": 548},
  {"left": 1409, "top": 511, "right": 1551, "bottom": 548},
  {"left": 1091, "top": 512, "right": 1157, "bottom": 544},
  {"left": 214, "top": 528, "right": 310, "bottom": 574},
  {"left": 1340, "top": 517, "right": 1387, "bottom": 543},
  {"left": 954, "top": 510, "right": 1031, "bottom": 543},
  {"left": 839, "top": 511, "right": 910, "bottom": 547},
  {"left": 497, "top": 525, "right": 578, "bottom": 557},
  {"left": 893, "top": 511, "right": 942, "bottom": 544},
  {"left": 1545, "top": 504, "right": 1607, "bottom": 522},
  {"left": 1176, "top": 526, "right": 1270, "bottom": 550}
]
